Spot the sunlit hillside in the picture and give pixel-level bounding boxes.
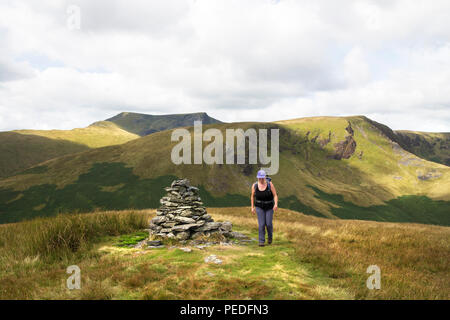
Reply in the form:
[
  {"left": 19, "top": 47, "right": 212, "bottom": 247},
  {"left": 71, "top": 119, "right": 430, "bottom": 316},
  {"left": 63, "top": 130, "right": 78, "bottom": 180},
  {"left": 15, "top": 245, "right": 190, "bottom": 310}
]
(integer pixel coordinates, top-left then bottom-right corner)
[{"left": 0, "top": 116, "right": 448, "bottom": 225}]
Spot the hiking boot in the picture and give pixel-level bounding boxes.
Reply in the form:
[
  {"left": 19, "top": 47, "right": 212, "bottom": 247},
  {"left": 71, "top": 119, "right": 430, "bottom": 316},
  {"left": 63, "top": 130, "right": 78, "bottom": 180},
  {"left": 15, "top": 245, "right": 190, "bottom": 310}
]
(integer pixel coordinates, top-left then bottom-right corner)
[
  {"left": 268, "top": 239, "right": 272, "bottom": 245},
  {"left": 258, "top": 243, "right": 265, "bottom": 247}
]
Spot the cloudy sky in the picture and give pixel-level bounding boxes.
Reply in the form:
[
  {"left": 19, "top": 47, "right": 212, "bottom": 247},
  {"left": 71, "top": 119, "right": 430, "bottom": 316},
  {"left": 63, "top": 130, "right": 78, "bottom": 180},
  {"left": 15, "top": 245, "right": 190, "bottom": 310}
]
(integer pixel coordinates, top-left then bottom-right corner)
[{"left": 0, "top": 0, "right": 449, "bottom": 132}]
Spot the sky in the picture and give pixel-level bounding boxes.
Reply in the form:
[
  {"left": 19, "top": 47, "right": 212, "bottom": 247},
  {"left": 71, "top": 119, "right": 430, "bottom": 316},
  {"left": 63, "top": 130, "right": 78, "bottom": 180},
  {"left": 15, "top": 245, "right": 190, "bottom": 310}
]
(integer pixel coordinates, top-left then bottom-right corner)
[{"left": 0, "top": 0, "right": 449, "bottom": 132}]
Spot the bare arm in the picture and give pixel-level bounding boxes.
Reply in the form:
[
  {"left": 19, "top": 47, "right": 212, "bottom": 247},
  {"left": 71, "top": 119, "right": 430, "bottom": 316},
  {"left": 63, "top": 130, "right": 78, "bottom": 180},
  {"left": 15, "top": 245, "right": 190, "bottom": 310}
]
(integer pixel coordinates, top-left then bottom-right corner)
[
  {"left": 270, "top": 182, "right": 278, "bottom": 210},
  {"left": 251, "top": 183, "right": 255, "bottom": 213}
]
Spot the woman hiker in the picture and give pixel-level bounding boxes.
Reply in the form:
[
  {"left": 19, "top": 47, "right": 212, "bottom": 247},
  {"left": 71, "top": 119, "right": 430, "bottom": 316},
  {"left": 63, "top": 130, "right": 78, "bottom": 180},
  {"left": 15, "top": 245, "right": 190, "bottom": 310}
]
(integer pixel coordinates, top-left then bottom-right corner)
[{"left": 251, "top": 169, "right": 278, "bottom": 247}]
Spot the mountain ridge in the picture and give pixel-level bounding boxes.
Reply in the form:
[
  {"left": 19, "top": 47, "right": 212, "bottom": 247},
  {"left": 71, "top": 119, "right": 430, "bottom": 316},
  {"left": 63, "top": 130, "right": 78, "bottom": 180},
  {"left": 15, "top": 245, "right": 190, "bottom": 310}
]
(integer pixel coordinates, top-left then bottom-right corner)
[{"left": 104, "top": 111, "right": 223, "bottom": 136}]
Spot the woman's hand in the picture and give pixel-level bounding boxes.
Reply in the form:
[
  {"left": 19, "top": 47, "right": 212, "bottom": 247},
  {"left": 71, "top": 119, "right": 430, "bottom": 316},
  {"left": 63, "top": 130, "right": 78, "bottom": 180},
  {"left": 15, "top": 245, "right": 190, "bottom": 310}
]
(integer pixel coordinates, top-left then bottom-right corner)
[
  {"left": 251, "top": 207, "right": 256, "bottom": 214},
  {"left": 273, "top": 204, "right": 278, "bottom": 211}
]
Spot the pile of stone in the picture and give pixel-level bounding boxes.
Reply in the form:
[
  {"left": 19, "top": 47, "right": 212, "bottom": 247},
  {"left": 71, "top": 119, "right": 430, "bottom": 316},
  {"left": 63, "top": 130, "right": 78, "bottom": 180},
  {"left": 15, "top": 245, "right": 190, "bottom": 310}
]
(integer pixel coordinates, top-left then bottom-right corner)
[{"left": 149, "top": 179, "right": 240, "bottom": 241}]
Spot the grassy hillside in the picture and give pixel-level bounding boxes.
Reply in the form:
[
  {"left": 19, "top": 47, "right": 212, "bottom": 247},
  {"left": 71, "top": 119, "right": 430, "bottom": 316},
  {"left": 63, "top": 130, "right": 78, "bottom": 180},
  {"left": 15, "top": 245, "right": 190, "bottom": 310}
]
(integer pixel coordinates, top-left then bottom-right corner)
[
  {"left": 0, "top": 207, "right": 448, "bottom": 299},
  {"left": 15, "top": 121, "right": 139, "bottom": 148},
  {"left": 394, "top": 130, "right": 450, "bottom": 166},
  {"left": 275, "top": 116, "right": 449, "bottom": 201},
  {"left": 105, "top": 111, "right": 222, "bottom": 136},
  {"left": 0, "top": 122, "right": 139, "bottom": 179},
  {"left": 0, "top": 117, "right": 448, "bottom": 225},
  {"left": 0, "top": 132, "right": 89, "bottom": 179},
  {"left": 0, "top": 111, "right": 222, "bottom": 179}
]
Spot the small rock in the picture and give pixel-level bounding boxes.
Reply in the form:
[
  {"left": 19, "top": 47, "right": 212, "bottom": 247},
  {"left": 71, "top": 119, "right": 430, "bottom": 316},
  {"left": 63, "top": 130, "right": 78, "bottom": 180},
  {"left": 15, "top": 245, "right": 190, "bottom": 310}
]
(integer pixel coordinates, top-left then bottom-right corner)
[
  {"left": 134, "top": 240, "right": 147, "bottom": 249},
  {"left": 229, "top": 232, "right": 250, "bottom": 240},
  {"left": 147, "top": 245, "right": 165, "bottom": 249},
  {"left": 220, "top": 221, "right": 233, "bottom": 232},
  {"left": 174, "top": 216, "right": 196, "bottom": 224},
  {"left": 191, "top": 232, "right": 205, "bottom": 240},
  {"left": 172, "top": 223, "right": 200, "bottom": 232},
  {"left": 195, "top": 222, "right": 222, "bottom": 232},
  {"left": 151, "top": 216, "right": 167, "bottom": 225},
  {"left": 176, "top": 231, "right": 190, "bottom": 240},
  {"left": 219, "top": 230, "right": 232, "bottom": 237},
  {"left": 161, "top": 222, "right": 177, "bottom": 228},
  {"left": 204, "top": 254, "right": 223, "bottom": 264},
  {"left": 147, "top": 240, "right": 162, "bottom": 246},
  {"left": 179, "top": 247, "right": 192, "bottom": 253}
]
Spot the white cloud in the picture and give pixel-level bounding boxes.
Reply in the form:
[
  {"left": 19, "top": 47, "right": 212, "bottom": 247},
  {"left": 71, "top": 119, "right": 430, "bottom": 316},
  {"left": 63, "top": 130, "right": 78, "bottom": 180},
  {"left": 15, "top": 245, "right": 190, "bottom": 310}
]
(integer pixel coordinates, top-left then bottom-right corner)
[
  {"left": 343, "top": 47, "right": 370, "bottom": 86},
  {"left": 0, "top": 0, "right": 449, "bottom": 132}
]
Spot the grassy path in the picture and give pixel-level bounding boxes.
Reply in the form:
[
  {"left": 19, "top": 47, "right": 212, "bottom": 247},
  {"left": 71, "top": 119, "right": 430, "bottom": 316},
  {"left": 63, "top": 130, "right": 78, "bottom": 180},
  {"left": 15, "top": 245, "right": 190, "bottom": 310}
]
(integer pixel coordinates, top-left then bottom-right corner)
[
  {"left": 1, "top": 207, "right": 448, "bottom": 299},
  {"left": 14, "top": 228, "right": 350, "bottom": 299}
]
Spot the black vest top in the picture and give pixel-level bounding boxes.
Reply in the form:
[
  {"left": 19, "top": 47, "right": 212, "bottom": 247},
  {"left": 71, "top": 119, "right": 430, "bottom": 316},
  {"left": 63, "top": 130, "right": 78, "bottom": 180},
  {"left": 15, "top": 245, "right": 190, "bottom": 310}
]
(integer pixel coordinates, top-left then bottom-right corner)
[{"left": 254, "top": 183, "right": 274, "bottom": 201}]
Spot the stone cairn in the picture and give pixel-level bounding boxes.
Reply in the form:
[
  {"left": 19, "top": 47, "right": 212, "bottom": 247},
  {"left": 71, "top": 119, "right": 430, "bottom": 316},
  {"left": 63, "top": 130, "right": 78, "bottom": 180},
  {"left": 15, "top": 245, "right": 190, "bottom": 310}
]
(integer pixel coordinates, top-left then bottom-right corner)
[{"left": 149, "top": 179, "right": 240, "bottom": 241}]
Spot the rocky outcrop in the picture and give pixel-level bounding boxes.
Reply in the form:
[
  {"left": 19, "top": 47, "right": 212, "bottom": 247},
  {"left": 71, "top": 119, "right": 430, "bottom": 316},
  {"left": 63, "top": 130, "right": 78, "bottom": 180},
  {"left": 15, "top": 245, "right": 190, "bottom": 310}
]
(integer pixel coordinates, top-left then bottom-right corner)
[
  {"left": 394, "top": 131, "right": 450, "bottom": 166},
  {"left": 333, "top": 122, "right": 357, "bottom": 160},
  {"left": 417, "top": 169, "right": 443, "bottom": 181},
  {"left": 318, "top": 131, "right": 331, "bottom": 148},
  {"left": 148, "top": 179, "right": 238, "bottom": 240}
]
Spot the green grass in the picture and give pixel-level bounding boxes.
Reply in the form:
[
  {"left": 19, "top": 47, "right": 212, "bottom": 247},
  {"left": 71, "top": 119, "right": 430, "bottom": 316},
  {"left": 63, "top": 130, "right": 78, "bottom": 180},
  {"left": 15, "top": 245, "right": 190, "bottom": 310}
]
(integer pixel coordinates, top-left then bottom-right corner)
[
  {"left": 279, "top": 195, "right": 324, "bottom": 218},
  {"left": 211, "top": 207, "right": 450, "bottom": 299},
  {"left": 1, "top": 207, "right": 448, "bottom": 299},
  {"left": 0, "top": 210, "right": 149, "bottom": 264},
  {"left": 0, "top": 210, "right": 149, "bottom": 299},
  {"left": 0, "top": 209, "right": 351, "bottom": 299},
  {"left": 115, "top": 231, "right": 149, "bottom": 247},
  {"left": 310, "top": 186, "right": 450, "bottom": 226},
  {"left": 197, "top": 184, "right": 249, "bottom": 207}
]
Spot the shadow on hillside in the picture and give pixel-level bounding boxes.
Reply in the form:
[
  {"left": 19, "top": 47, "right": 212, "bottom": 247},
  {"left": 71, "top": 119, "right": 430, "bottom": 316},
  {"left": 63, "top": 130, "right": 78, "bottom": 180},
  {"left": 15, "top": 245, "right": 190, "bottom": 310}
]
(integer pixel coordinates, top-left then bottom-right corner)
[{"left": 0, "top": 132, "right": 89, "bottom": 179}]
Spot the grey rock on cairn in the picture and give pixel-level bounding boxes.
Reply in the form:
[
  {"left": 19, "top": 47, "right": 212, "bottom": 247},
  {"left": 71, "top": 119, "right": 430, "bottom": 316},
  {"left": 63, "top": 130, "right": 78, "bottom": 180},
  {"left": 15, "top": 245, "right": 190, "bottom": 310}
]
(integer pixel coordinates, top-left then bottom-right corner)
[{"left": 148, "top": 179, "right": 236, "bottom": 241}]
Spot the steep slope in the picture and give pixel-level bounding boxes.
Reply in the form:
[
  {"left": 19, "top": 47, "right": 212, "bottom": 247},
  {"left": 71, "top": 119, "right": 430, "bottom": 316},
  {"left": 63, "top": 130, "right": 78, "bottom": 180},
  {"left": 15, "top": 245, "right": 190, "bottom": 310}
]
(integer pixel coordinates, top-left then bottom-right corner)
[
  {"left": 105, "top": 111, "right": 223, "bottom": 136},
  {"left": 0, "top": 117, "right": 448, "bottom": 225},
  {"left": 394, "top": 130, "right": 450, "bottom": 166},
  {"left": 350, "top": 117, "right": 449, "bottom": 166}
]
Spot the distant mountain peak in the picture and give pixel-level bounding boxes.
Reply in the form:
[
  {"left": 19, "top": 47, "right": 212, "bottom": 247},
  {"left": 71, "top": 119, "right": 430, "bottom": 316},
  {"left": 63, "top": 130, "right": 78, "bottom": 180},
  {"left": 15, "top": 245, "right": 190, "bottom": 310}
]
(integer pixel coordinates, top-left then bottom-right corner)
[{"left": 104, "top": 111, "right": 222, "bottom": 136}]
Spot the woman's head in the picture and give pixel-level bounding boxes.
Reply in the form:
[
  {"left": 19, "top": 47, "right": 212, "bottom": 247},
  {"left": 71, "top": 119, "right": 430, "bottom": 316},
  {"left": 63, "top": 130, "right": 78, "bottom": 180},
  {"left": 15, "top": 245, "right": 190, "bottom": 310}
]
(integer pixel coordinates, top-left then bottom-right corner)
[{"left": 257, "top": 169, "right": 266, "bottom": 183}]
